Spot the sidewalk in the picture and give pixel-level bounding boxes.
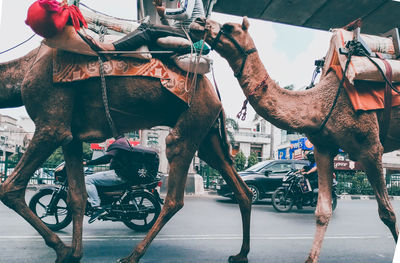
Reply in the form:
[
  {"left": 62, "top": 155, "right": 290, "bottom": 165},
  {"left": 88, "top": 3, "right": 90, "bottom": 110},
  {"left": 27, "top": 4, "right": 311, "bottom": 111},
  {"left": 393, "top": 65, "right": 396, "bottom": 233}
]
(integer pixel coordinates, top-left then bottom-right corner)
[{"left": 201, "top": 188, "right": 400, "bottom": 201}]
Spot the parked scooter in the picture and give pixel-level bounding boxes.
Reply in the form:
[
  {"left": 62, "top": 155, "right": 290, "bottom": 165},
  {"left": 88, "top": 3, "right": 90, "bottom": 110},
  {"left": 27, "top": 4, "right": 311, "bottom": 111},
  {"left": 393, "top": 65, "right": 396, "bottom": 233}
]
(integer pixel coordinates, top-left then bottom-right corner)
[
  {"left": 29, "top": 162, "right": 163, "bottom": 231},
  {"left": 271, "top": 170, "right": 337, "bottom": 212}
]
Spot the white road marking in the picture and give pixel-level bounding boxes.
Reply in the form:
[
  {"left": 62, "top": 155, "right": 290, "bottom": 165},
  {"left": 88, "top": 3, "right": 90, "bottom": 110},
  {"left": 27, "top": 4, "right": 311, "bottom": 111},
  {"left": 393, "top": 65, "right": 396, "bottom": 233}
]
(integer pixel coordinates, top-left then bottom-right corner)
[{"left": 0, "top": 234, "right": 392, "bottom": 241}]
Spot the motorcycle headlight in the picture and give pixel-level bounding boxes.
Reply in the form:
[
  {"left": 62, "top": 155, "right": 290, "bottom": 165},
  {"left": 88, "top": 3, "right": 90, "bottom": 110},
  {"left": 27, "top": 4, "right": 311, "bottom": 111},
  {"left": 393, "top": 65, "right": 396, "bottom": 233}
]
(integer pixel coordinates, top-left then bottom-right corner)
[{"left": 282, "top": 175, "right": 288, "bottom": 182}]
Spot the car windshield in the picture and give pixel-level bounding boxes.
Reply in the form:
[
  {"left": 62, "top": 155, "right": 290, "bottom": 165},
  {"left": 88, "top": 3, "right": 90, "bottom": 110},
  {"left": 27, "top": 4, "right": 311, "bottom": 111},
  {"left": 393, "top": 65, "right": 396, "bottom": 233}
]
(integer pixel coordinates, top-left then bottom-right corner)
[{"left": 245, "top": 160, "right": 274, "bottom": 172}]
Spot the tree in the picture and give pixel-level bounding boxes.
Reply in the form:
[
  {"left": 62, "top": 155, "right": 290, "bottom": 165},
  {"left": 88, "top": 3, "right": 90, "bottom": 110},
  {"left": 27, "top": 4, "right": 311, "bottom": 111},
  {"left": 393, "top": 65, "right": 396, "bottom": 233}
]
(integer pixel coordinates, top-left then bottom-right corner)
[
  {"left": 234, "top": 150, "right": 246, "bottom": 171},
  {"left": 283, "top": 84, "right": 295, "bottom": 90},
  {"left": 44, "top": 142, "right": 93, "bottom": 166},
  {"left": 247, "top": 151, "right": 259, "bottom": 168},
  {"left": 226, "top": 117, "right": 239, "bottom": 147}
]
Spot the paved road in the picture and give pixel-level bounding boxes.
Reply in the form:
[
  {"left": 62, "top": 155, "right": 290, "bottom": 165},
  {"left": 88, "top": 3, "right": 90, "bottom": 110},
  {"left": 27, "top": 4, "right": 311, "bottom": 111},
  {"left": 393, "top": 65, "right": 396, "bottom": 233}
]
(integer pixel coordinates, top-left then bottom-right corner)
[{"left": 0, "top": 190, "right": 399, "bottom": 262}]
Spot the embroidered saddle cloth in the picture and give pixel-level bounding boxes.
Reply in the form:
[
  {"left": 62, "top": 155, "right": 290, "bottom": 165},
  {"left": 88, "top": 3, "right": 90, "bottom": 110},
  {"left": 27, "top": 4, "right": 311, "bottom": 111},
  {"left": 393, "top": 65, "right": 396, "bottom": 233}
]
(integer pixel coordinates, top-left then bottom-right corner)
[
  {"left": 53, "top": 49, "right": 194, "bottom": 104},
  {"left": 323, "top": 28, "right": 400, "bottom": 111}
]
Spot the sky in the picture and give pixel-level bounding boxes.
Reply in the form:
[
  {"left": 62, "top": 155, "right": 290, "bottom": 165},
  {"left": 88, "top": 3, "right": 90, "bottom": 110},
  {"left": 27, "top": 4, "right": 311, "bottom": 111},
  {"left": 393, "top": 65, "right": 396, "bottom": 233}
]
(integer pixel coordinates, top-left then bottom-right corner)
[{"left": 0, "top": 0, "right": 331, "bottom": 126}]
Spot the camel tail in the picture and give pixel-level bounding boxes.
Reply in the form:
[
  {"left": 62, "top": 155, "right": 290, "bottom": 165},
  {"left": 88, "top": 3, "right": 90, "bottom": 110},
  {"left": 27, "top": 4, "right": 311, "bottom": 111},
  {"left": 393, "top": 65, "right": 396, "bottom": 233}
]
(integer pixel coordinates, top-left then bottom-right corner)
[
  {"left": 0, "top": 47, "right": 43, "bottom": 109},
  {"left": 218, "top": 109, "right": 234, "bottom": 164}
]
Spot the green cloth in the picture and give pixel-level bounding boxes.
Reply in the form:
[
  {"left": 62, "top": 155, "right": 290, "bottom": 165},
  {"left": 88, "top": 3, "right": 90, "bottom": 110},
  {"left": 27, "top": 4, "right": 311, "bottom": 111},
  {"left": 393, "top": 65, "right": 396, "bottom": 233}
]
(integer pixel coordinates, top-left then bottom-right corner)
[{"left": 193, "top": 40, "right": 210, "bottom": 55}]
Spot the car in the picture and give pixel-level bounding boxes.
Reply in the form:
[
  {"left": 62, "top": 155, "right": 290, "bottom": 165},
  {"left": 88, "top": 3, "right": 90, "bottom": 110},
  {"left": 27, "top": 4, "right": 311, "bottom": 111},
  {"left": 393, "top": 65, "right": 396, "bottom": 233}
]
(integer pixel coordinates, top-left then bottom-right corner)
[{"left": 216, "top": 159, "right": 310, "bottom": 203}]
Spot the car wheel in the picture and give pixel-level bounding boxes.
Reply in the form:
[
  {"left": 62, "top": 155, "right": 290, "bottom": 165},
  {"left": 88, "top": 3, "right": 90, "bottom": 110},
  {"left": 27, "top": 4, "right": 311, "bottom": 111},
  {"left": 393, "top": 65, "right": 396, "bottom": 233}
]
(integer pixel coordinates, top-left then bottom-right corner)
[{"left": 247, "top": 184, "right": 260, "bottom": 203}]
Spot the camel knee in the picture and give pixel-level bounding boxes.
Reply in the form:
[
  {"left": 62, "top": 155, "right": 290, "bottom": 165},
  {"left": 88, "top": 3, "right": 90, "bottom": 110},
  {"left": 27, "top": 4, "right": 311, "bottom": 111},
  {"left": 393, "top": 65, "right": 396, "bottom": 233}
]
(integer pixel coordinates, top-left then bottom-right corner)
[
  {"left": 379, "top": 208, "right": 397, "bottom": 228},
  {"left": 315, "top": 209, "right": 332, "bottom": 227},
  {"left": 163, "top": 198, "right": 184, "bottom": 220},
  {"left": 165, "top": 131, "right": 183, "bottom": 161},
  {"left": 0, "top": 184, "right": 25, "bottom": 209}
]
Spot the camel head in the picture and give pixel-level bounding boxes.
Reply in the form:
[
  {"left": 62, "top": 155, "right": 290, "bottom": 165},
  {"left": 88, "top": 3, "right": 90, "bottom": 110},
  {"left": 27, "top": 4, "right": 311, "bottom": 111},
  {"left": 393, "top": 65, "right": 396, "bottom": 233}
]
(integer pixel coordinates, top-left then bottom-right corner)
[
  {"left": 190, "top": 17, "right": 256, "bottom": 77},
  {"left": 190, "top": 17, "right": 257, "bottom": 78}
]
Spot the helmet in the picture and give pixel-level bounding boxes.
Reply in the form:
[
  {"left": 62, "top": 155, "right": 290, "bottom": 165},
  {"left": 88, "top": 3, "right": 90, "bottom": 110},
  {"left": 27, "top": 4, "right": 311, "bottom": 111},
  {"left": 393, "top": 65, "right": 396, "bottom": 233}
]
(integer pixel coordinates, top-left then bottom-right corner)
[{"left": 306, "top": 151, "right": 314, "bottom": 161}]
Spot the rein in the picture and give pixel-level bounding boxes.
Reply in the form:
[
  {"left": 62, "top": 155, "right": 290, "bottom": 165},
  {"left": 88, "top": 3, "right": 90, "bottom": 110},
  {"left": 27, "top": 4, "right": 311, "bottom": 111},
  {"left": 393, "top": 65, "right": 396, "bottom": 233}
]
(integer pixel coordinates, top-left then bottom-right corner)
[{"left": 206, "top": 22, "right": 260, "bottom": 120}]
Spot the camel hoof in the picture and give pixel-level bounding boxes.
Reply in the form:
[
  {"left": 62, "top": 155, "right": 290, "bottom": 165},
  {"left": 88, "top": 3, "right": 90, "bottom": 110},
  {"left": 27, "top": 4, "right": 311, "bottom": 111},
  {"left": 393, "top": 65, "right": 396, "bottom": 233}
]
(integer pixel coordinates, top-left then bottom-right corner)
[
  {"left": 305, "top": 256, "right": 315, "bottom": 263},
  {"left": 55, "top": 245, "right": 81, "bottom": 263},
  {"left": 117, "top": 258, "right": 132, "bottom": 263},
  {"left": 228, "top": 255, "right": 248, "bottom": 263}
]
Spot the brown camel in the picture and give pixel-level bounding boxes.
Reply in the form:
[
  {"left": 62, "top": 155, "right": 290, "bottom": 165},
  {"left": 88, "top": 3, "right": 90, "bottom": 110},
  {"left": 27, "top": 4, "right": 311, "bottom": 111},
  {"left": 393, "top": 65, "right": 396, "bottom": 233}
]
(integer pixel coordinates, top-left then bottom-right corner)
[
  {"left": 0, "top": 45, "right": 252, "bottom": 263},
  {"left": 190, "top": 17, "right": 399, "bottom": 262}
]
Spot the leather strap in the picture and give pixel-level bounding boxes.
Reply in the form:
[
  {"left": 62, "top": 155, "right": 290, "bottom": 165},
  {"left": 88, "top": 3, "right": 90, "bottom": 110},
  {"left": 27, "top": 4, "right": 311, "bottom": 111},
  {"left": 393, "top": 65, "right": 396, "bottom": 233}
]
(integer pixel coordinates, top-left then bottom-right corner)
[{"left": 376, "top": 52, "right": 393, "bottom": 145}]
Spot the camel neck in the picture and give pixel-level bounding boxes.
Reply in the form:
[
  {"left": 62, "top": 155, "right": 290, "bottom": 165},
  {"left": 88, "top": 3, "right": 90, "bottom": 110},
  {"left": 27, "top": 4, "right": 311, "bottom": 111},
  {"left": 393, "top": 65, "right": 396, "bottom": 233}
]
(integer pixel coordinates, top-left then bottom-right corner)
[{"left": 232, "top": 51, "right": 323, "bottom": 133}]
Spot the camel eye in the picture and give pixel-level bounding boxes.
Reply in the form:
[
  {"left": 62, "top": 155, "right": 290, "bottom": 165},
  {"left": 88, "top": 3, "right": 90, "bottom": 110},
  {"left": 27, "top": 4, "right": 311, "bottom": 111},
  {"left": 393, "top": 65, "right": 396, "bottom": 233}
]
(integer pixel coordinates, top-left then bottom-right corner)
[{"left": 222, "top": 23, "right": 234, "bottom": 33}]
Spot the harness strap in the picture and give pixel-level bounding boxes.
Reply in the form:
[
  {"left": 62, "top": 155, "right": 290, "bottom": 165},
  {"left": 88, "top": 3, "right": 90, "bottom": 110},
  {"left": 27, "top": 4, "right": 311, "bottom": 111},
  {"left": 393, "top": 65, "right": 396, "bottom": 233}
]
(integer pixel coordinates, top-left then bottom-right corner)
[
  {"left": 235, "top": 48, "right": 257, "bottom": 79},
  {"left": 210, "top": 26, "right": 257, "bottom": 79},
  {"left": 376, "top": 52, "right": 393, "bottom": 145},
  {"left": 210, "top": 28, "right": 223, "bottom": 50},
  {"left": 237, "top": 74, "right": 269, "bottom": 120},
  {"left": 98, "top": 57, "right": 120, "bottom": 138},
  {"left": 313, "top": 54, "right": 352, "bottom": 134}
]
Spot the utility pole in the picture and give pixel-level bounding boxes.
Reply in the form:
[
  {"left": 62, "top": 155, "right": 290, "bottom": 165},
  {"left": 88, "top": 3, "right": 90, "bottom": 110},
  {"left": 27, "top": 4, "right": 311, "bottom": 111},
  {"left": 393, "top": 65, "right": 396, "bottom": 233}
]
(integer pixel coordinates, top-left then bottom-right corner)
[{"left": 269, "top": 124, "right": 274, "bottom": 159}]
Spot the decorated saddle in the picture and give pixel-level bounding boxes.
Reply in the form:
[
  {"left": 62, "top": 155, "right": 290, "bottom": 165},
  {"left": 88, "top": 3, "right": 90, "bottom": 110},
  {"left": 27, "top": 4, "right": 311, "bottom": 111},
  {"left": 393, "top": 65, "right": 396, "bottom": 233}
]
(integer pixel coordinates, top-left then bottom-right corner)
[
  {"left": 323, "top": 28, "right": 400, "bottom": 111},
  {"left": 53, "top": 49, "right": 195, "bottom": 104}
]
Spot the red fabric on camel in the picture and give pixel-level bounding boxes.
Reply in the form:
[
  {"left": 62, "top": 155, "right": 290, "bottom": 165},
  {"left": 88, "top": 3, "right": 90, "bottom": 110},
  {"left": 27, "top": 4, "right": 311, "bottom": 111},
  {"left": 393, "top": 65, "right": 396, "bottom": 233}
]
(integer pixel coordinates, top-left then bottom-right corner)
[{"left": 25, "top": 0, "right": 87, "bottom": 38}]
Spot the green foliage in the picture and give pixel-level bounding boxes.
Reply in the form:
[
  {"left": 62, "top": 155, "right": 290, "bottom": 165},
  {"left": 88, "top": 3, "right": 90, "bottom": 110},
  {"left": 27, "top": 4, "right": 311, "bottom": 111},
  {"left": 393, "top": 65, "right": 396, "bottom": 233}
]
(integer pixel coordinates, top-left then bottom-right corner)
[
  {"left": 283, "top": 84, "right": 295, "bottom": 90},
  {"left": 234, "top": 151, "right": 246, "bottom": 171},
  {"left": 226, "top": 117, "right": 239, "bottom": 147},
  {"left": 9, "top": 153, "right": 22, "bottom": 164},
  {"left": 336, "top": 171, "right": 373, "bottom": 195},
  {"left": 247, "top": 151, "right": 259, "bottom": 168},
  {"left": 43, "top": 143, "right": 93, "bottom": 166}
]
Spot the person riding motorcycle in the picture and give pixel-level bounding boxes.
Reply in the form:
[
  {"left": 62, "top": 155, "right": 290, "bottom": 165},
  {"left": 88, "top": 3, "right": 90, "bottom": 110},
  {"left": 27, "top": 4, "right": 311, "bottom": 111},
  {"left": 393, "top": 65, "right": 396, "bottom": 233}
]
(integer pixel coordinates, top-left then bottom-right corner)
[
  {"left": 84, "top": 137, "right": 132, "bottom": 222},
  {"left": 303, "top": 151, "right": 318, "bottom": 190}
]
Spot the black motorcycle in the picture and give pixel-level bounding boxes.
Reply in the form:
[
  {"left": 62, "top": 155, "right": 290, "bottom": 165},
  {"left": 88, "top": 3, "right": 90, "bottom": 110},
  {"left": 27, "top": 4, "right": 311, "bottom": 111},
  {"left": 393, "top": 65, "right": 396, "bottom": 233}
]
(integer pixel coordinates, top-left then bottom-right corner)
[
  {"left": 29, "top": 162, "right": 164, "bottom": 231},
  {"left": 271, "top": 171, "right": 337, "bottom": 212}
]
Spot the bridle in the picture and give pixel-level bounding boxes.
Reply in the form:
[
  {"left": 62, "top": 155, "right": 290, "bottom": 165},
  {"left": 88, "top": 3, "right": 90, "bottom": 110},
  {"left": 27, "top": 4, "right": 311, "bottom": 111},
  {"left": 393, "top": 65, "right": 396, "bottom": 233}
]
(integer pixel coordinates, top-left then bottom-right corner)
[
  {"left": 202, "top": 19, "right": 268, "bottom": 121},
  {"left": 207, "top": 22, "right": 257, "bottom": 79}
]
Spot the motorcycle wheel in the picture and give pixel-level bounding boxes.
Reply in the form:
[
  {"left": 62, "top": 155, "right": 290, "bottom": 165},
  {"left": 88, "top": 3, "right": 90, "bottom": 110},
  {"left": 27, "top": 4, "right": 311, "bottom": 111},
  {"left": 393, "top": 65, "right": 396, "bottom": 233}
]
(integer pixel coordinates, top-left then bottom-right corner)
[
  {"left": 29, "top": 188, "right": 72, "bottom": 231},
  {"left": 122, "top": 191, "right": 161, "bottom": 232},
  {"left": 272, "top": 188, "right": 294, "bottom": 212}
]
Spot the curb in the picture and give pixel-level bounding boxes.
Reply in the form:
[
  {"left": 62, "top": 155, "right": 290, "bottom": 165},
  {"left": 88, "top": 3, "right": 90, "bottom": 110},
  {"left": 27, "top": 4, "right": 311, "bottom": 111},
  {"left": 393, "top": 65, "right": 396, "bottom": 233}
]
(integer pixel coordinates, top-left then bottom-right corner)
[{"left": 339, "top": 195, "right": 400, "bottom": 201}]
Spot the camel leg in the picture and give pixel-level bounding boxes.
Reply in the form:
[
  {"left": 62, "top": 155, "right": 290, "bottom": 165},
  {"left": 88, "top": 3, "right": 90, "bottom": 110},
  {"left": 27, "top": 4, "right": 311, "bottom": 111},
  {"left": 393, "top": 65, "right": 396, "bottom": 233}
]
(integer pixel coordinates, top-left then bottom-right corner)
[
  {"left": 361, "top": 148, "right": 398, "bottom": 241},
  {"left": 0, "top": 128, "right": 73, "bottom": 262},
  {"left": 62, "top": 139, "right": 86, "bottom": 262},
  {"left": 118, "top": 129, "right": 199, "bottom": 263},
  {"left": 198, "top": 128, "right": 252, "bottom": 263},
  {"left": 306, "top": 147, "right": 336, "bottom": 263},
  {"left": 118, "top": 80, "right": 222, "bottom": 262}
]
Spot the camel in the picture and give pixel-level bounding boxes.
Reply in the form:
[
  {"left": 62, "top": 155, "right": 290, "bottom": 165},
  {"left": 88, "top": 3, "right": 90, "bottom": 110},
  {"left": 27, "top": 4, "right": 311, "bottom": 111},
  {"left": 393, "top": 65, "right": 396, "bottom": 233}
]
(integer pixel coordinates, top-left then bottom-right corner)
[
  {"left": 190, "top": 17, "right": 399, "bottom": 262},
  {"left": 0, "top": 45, "right": 253, "bottom": 263}
]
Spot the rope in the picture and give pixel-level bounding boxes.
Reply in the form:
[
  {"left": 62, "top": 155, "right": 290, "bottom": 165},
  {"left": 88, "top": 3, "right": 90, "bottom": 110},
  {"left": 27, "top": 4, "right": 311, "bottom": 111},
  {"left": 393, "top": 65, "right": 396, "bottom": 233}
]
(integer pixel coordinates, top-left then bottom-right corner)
[
  {"left": 313, "top": 54, "right": 352, "bottom": 134},
  {"left": 0, "top": 34, "right": 37, "bottom": 55},
  {"left": 98, "top": 57, "right": 120, "bottom": 138}
]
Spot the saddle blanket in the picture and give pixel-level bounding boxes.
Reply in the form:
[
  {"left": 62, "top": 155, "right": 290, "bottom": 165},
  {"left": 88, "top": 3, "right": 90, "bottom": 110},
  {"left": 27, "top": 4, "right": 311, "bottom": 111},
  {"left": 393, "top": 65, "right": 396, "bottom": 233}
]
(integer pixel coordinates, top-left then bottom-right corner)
[
  {"left": 53, "top": 50, "right": 194, "bottom": 103},
  {"left": 323, "top": 28, "right": 400, "bottom": 111}
]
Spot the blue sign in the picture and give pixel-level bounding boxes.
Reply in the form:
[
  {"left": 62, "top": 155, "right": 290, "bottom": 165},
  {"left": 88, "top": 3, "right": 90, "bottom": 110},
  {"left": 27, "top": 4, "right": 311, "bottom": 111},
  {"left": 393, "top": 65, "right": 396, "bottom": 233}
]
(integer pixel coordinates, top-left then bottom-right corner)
[{"left": 278, "top": 149, "right": 287, "bottom": 159}]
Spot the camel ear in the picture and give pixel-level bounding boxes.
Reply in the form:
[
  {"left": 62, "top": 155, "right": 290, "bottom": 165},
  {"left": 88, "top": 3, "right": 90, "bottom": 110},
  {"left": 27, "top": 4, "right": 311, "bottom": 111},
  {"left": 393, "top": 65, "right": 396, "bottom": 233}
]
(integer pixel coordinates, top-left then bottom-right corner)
[{"left": 242, "top": 17, "right": 250, "bottom": 31}]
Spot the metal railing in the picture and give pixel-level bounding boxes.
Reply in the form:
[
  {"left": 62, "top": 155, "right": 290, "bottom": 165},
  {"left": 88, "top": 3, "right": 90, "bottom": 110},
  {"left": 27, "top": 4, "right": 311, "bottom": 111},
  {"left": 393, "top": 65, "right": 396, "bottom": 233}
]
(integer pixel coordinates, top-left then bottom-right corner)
[
  {"left": 0, "top": 160, "right": 110, "bottom": 185},
  {"left": 336, "top": 171, "right": 400, "bottom": 196}
]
